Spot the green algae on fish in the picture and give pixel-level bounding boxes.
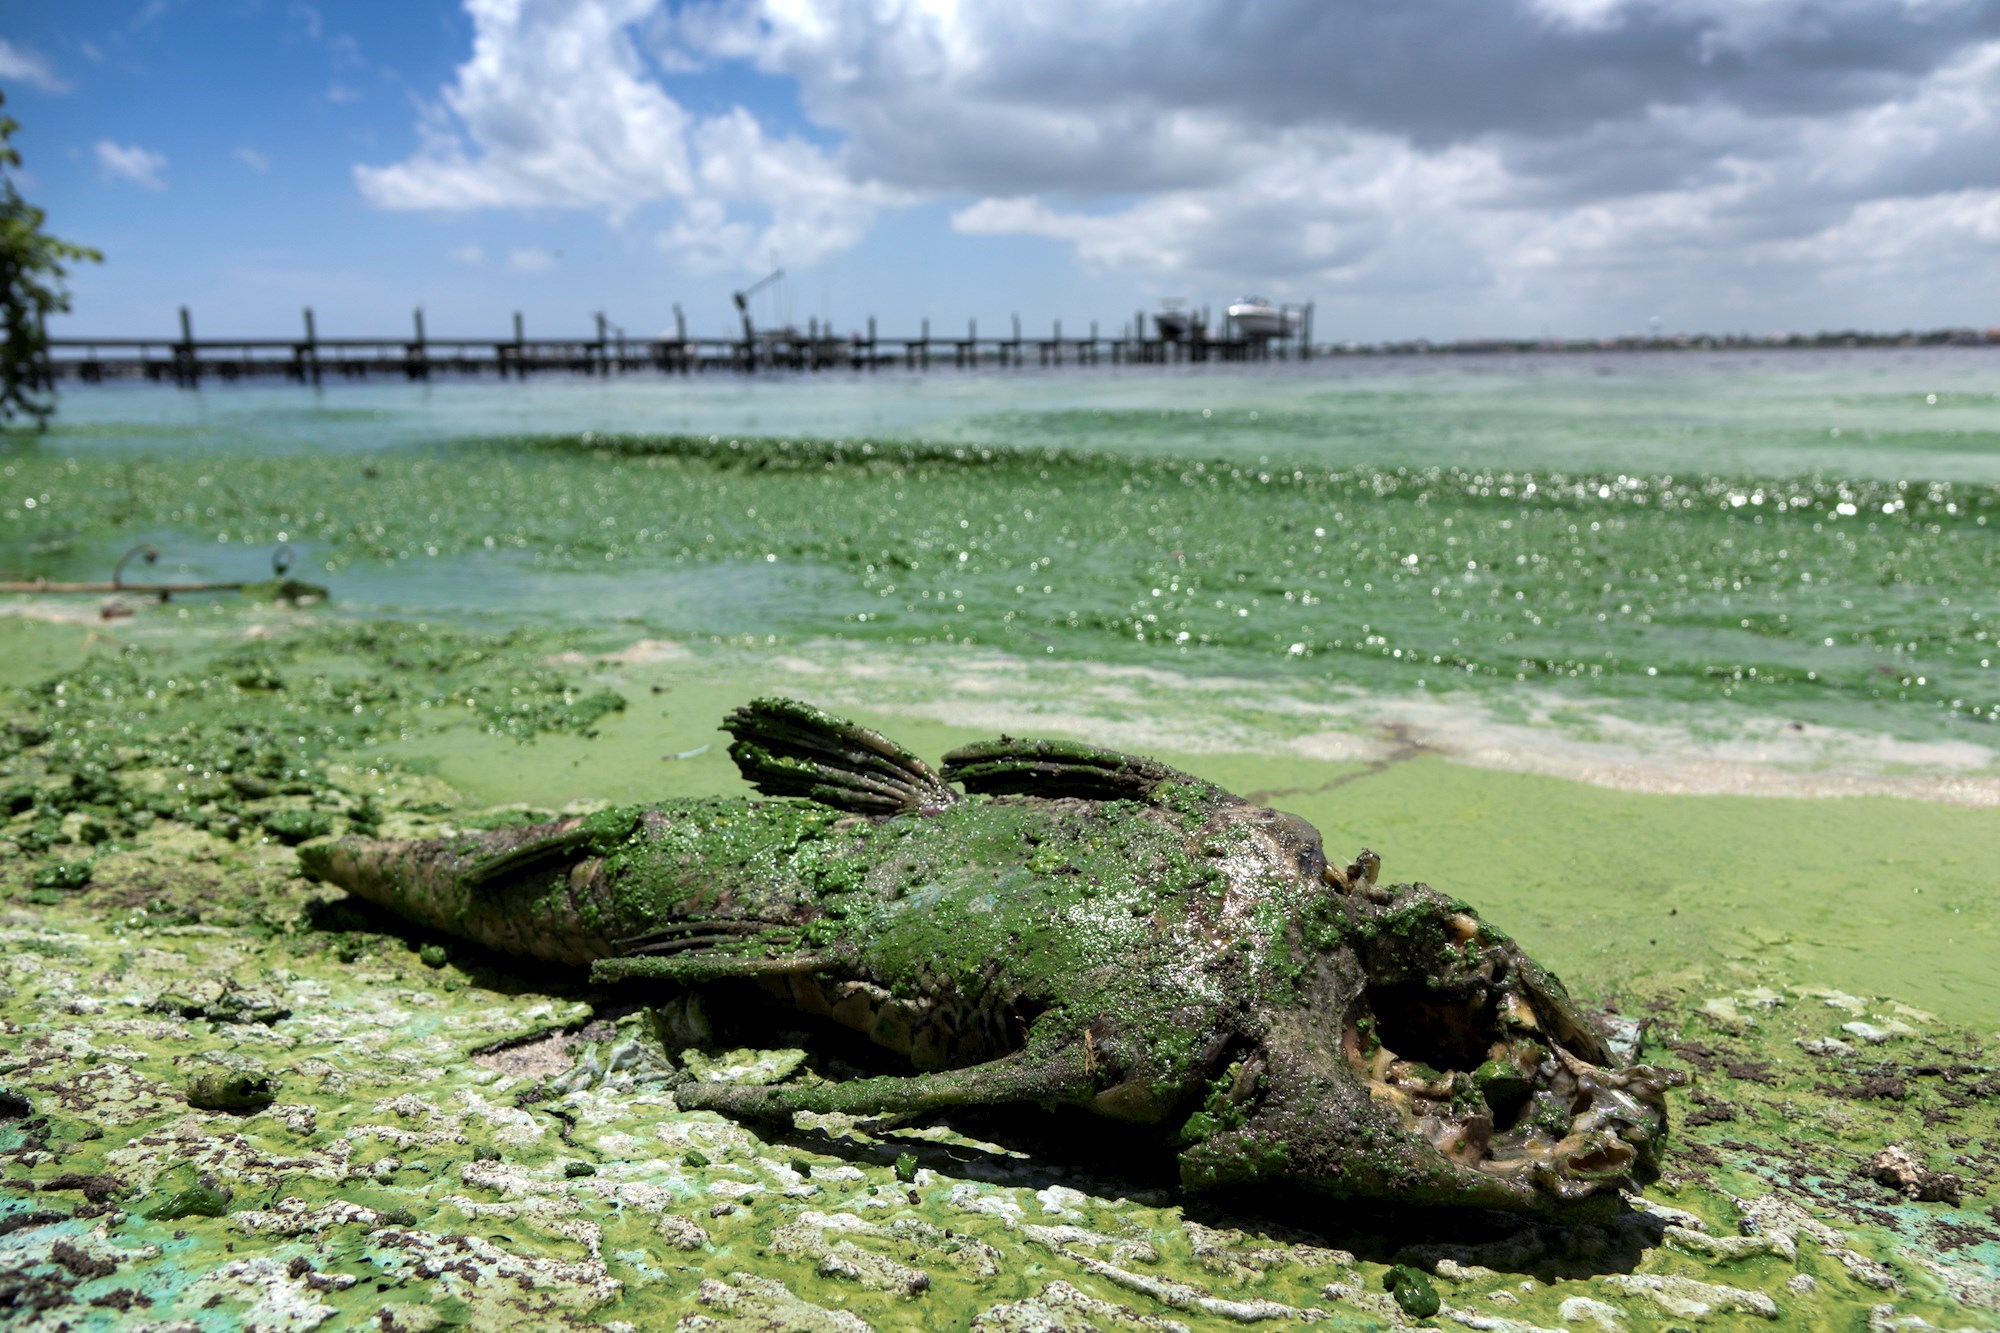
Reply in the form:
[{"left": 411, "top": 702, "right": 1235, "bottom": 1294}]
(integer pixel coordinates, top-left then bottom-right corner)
[{"left": 303, "top": 697, "right": 1683, "bottom": 1216}]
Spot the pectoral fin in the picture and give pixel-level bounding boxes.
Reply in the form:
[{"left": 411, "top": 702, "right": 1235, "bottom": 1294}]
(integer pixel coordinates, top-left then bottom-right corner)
[
  {"left": 673, "top": 1037, "right": 1094, "bottom": 1122},
  {"left": 593, "top": 912, "right": 829, "bottom": 985},
  {"left": 592, "top": 953, "right": 834, "bottom": 986}
]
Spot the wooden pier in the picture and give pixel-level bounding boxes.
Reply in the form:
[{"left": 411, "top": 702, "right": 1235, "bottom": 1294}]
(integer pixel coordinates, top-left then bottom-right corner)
[{"left": 39, "top": 304, "right": 1316, "bottom": 387}]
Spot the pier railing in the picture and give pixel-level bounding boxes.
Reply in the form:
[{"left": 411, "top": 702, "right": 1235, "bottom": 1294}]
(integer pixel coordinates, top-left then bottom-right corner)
[{"left": 38, "top": 305, "right": 1317, "bottom": 387}]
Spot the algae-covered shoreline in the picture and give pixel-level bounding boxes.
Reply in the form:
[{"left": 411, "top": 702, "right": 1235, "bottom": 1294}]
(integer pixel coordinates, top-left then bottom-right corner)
[
  {"left": 1, "top": 608, "right": 1996, "bottom": 1329},
  {"left": 4, "top": 368, "right": 1999, "bottom": 1328}
]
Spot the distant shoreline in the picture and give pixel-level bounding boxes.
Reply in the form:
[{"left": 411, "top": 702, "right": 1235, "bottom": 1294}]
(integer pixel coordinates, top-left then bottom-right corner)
[{"left": 1330, "top": 325, "right": 2000, "bottom": 356}]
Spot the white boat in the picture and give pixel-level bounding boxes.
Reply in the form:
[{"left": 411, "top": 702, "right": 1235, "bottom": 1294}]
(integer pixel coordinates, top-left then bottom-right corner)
[{"left": 1226, "top": 297, "right": 1293, "bottom": 342}]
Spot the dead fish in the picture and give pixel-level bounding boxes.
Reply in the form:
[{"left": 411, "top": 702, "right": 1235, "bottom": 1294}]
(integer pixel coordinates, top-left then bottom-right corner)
[{"left": 300, "top": 697, "right": 1681, "bottom": 1214}]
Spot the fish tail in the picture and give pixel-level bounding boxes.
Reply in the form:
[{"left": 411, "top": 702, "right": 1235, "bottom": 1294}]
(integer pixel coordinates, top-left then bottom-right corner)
[{"left": 298, "top": 824, "right": 616, "bottom": 964}]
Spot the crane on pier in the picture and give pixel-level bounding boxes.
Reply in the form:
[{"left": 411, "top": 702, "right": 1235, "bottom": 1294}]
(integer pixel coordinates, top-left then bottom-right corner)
[{"left": 732, "top": 268, "right": 785, "bottom": 347}]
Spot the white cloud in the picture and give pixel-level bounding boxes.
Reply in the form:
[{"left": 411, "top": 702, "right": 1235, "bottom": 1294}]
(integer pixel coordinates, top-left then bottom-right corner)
[
  {"left": 656, "top": 108, "right": 906, "bottom": 271},
  {"left": 938, "top": 39, "right": 2000, "bottom": 329},
  {"left": 234, "top": 147, "right": 270, "bottom": 173},
  {"left": 953, "top": 130, "right": 1505, "bottom": 290},
  {"left": 674, "top": 0, "right": 2000, "bottom": 321},
  {"left": 449, "top": 243, "right": 485, "bottom": 264},
  {"left": 505, "top": 246, "right": 558, "bottom": 272},
  {"left": 94, "top": 140, "right": 168, "bottom": 190},
  {"left": 356, "top": 0, "right": 696, "bottom": 215},
  {"left": 674, "top": 0, "right": 2000, "bottom": 179},
  {"left": 327, "top": 83, "right": 364, "bottom": 104},
  {"left": 359, "top": 0, "right": 2000, "bottom": 327},
  {"left": 1524, "top": 0, "right": 1634, "bottom": 31},
  {"left": 1780, "top": 189, "right": 2000, "bottom": 273},
  {"left": 356, "top": 0, "right": 896, "bottom": 272},
  {"left": 0, "top": 39, "right": 69, "bottom": 93}
]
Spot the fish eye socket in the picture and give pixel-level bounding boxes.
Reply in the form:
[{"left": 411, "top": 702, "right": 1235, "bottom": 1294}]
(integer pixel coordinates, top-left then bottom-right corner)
[
  {"left": 1338, "top": 916, "right": 1671, "bottom": 1202},
  {"left": 1264, "top": 812, "right": 1325, "bottom": 865}
]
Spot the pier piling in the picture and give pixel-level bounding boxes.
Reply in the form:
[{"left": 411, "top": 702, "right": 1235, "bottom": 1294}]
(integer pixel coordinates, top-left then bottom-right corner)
[
  {"left": 300, "top": 307, "right": 322, "bottom": 386},
  {"left": 175, "top": 306, "right": 197, "bottom": 388},
  {"left": 410, "top": 307, "right": 429, "bottom": 381}
]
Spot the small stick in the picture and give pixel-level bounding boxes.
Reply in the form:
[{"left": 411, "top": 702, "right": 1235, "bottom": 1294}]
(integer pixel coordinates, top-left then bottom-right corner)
[{"left": 0, "top": 543, "right": 304, "bottom": 600}]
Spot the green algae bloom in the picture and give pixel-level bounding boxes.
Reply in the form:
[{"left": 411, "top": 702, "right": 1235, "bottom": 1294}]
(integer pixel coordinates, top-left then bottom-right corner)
[{"left": 1, "top": 615, "right": 1996, "bottom": 1329}]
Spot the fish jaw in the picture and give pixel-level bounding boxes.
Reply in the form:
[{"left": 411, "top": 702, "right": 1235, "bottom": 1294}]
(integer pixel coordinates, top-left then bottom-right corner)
[
  {"left": 1177, "top": 1022, "right": 1681, "bottom": 1214},
  {"left": 1177, "top": 875, "right": 1683, "bottom": 1214},
  {"left": 1177, "top": 1045, "right": 1570, "bottom": 1213}
]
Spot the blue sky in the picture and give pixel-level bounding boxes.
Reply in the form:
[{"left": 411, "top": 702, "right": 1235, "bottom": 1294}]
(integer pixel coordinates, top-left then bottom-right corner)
[{"left": 5, "top": 0, "right": 1999, "bottom": 343}]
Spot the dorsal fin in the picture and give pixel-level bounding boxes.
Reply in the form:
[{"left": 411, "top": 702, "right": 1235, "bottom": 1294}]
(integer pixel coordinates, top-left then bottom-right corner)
[
  {"left": 941, "top": 737, "right": 1224, "bottom": 806},
  {"left": 724, "top": 698, "right": 958, "bottom": 815}
]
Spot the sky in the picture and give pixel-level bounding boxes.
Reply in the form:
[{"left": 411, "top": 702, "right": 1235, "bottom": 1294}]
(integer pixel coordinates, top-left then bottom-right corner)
[{"left": 3, "top": 0, "right": 1999, "bottom": 344}]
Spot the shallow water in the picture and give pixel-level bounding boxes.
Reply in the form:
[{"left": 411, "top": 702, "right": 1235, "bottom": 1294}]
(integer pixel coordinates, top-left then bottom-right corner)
[
  {"left": 7, "top": 349, "right": 2000, "bottom": 771},
  {"left": 32, "top": 347, "right": 2000, "bottom": 479}
]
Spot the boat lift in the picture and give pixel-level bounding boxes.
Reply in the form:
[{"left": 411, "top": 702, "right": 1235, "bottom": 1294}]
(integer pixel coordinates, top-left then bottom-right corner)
[{"left": 732, "top": 268, "right": 785, "bottom": 368}]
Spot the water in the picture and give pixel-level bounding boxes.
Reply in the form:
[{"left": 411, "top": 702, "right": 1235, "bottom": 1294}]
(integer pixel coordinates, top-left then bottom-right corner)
[
  {"left": 6, "top": 347, "right": 1999, "bottom": 788},
  {"left": 7, "top": 354, "right": 1999, "bottom": 1333},
  {"left": 34, "top": 346, "right": 2000, "bottom": 477}
]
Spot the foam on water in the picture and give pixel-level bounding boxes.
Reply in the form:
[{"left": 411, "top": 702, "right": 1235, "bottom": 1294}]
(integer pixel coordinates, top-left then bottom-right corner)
[{"left": 713, "top": 639, "right": 2000, "bottom": 805}]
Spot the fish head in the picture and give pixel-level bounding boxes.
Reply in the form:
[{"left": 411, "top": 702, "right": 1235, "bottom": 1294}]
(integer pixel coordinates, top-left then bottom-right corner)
[{"left": 1181, "top": 866, "right": 1682, "bottom": 1214}]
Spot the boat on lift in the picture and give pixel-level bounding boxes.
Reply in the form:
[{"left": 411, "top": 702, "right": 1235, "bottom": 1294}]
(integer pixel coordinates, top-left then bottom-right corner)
[
  {"left": 1153, "top": 300, "right": 1193, "bottom": 342},
  {"left": 1226, "top": 297, "right": 1293, "bottom": 342}
]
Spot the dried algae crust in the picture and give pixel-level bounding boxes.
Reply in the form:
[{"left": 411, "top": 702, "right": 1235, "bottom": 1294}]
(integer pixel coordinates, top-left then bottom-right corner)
[{"left": 1, "top": 620, "right": 1997, "bottom": 1330}]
